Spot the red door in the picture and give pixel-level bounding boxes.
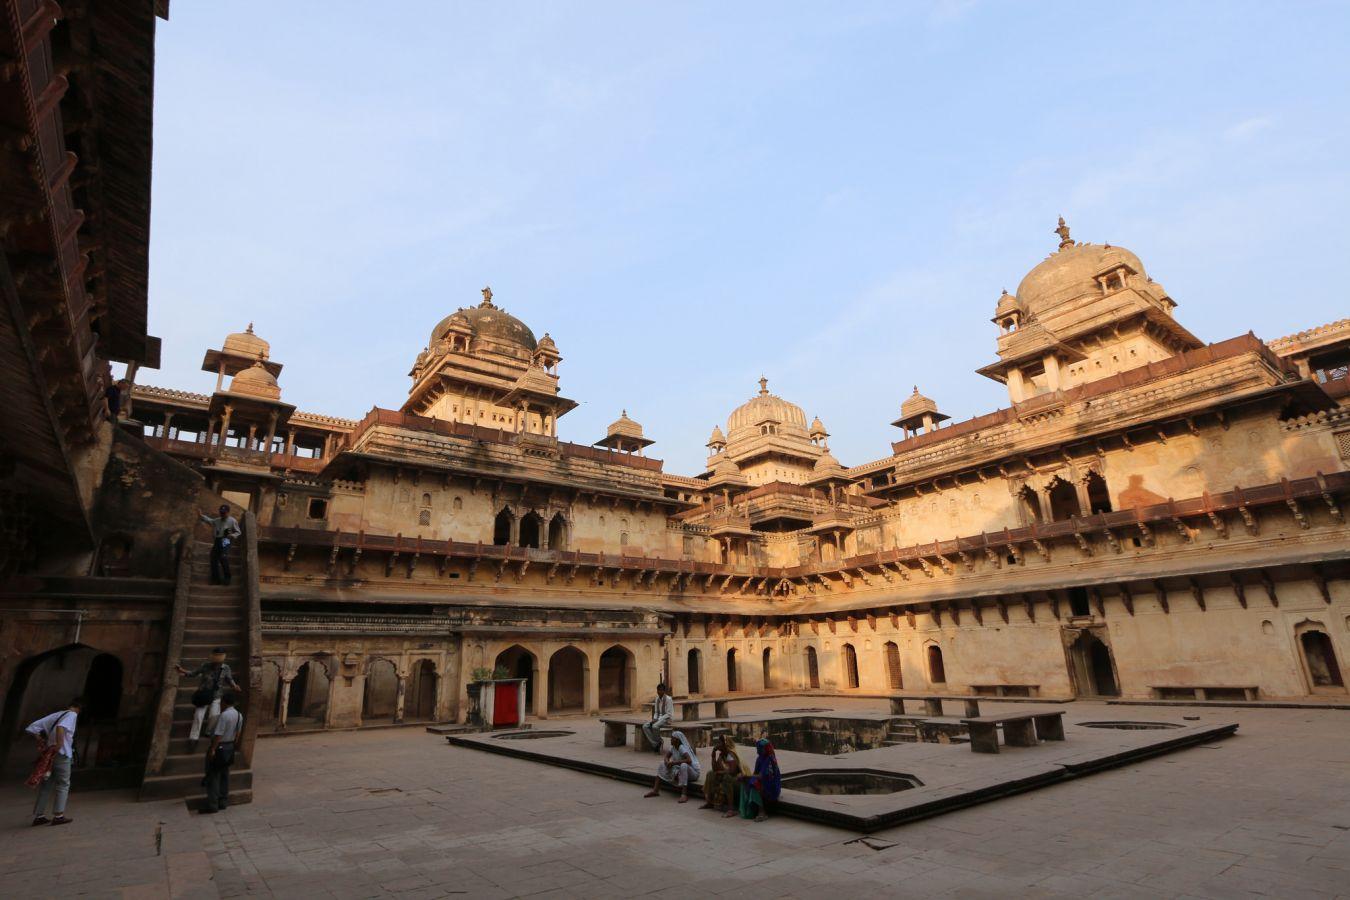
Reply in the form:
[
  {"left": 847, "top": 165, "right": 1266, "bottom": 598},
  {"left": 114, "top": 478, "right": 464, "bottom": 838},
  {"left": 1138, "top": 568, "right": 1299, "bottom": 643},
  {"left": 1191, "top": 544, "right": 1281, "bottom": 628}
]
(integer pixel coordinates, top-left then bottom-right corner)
[{"left": 493, "top": 681, "right": 519, "bottom": 727}]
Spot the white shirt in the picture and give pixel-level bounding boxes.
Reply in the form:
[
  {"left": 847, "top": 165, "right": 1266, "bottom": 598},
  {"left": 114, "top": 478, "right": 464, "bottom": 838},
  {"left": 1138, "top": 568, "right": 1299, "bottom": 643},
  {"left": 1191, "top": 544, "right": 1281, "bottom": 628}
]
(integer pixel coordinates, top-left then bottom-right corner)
[
  {"left": 26, "top": 710, "right": 78, "bottom": 758},
  {"left": 212, "top": 706, "right": 243, "bottom": 743},
  {"left": 650, "top": 694, "right": 674, "bottom": 723}
]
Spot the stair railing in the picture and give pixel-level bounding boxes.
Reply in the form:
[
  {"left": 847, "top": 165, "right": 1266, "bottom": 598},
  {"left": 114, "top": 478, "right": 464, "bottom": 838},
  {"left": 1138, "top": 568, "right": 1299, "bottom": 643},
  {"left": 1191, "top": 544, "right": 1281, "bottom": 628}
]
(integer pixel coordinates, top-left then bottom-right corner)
[
  {"left": 141, "top": 532, "right": 194, "bottom": 785},
  {"left": 239, "top": 510, "right": 264, "bottom": 771}
]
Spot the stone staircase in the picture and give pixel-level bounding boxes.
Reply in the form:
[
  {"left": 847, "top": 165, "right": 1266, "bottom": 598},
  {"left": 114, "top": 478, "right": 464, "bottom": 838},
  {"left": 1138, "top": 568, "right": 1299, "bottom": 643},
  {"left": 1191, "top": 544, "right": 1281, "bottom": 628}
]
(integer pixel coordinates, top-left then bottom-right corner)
[
  {"left": 882, "top": 719, "right": 920, "bottom": 746},
  {"left": 139, "top": 538, "right": 253, "bottom": 808}
]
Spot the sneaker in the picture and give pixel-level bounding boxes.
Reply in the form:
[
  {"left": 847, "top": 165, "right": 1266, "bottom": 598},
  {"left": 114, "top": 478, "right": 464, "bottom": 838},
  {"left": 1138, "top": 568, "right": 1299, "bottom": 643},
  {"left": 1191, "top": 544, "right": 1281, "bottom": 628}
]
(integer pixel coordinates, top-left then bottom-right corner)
[
  {"left": 49, "top": 816, "right": 72, "bottom": 826},
  {"left": 31, "top": 816, "right": 49, "bottom": 827}
]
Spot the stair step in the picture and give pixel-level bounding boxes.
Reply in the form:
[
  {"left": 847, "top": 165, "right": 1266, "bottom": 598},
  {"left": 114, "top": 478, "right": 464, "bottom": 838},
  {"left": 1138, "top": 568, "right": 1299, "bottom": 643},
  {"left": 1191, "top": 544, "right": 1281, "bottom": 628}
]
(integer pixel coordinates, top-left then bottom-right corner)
[
  {"left": 183, "top": 789, "right": 253, "bottom": 812},
  {"left": 140, "top": 768, "right": 252, "bottom": 801}
]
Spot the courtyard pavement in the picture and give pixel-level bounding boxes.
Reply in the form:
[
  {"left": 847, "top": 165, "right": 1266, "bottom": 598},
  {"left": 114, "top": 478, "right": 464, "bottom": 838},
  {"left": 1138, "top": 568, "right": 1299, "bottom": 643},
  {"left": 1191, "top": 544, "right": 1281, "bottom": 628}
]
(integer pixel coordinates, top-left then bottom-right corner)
[{"left": 1, "top": 698, "right": 1348, "bottom": 898}]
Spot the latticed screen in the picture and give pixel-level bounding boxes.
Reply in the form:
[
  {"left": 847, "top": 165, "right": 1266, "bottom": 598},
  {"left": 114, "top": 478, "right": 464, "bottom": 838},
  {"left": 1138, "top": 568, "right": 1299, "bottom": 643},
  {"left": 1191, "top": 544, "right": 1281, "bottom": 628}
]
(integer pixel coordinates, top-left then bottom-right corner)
[{"left": 1336, "top": 430, "right": 1350, "bottom": 460}]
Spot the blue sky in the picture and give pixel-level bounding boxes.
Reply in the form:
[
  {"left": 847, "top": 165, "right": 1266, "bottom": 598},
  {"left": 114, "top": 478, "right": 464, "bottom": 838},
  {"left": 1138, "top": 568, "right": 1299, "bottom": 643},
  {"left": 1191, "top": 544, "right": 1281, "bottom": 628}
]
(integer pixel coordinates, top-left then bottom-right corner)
[{"left": 146, "top": 1, "right": 1350, "bottom": 474}]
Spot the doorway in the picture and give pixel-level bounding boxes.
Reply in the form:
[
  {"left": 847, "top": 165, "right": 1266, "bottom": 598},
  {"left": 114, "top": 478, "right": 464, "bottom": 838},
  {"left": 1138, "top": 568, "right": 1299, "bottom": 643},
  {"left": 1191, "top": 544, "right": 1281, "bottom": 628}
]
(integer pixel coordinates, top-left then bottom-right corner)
[{"left": 1068, "top": 631, "right": 1120, "bottom": 697}]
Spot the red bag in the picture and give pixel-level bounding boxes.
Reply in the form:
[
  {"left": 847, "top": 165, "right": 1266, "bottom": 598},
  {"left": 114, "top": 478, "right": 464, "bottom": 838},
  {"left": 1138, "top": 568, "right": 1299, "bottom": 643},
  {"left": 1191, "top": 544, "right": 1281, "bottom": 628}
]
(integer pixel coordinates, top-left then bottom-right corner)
[{"left": 25, "top": 744, "right": 57, "bottom": 788}]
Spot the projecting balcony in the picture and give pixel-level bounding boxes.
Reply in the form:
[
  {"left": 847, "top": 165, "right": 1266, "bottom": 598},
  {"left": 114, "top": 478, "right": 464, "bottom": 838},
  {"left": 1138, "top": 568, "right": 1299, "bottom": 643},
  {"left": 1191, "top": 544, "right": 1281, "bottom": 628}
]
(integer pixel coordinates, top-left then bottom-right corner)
[
  {"left": 707, "top": 512, "right": 754, "bottom": 538},
  {"left": 807, "top": 508, "right": 856, "bottom": 534}
]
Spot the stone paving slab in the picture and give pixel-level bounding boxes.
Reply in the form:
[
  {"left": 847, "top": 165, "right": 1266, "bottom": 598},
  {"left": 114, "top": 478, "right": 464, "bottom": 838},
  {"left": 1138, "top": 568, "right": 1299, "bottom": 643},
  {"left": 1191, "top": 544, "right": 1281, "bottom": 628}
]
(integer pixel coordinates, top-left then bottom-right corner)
[{"left": 1, "top": 698, "right": 1347, "bottom": 898}]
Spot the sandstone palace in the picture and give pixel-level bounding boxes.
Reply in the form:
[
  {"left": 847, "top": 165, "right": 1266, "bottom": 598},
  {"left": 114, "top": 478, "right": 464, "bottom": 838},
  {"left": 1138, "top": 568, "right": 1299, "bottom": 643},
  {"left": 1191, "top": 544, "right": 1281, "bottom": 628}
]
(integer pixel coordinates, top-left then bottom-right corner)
[{"left": 0, "top": 1, "right": 1347, "bottom": 809}]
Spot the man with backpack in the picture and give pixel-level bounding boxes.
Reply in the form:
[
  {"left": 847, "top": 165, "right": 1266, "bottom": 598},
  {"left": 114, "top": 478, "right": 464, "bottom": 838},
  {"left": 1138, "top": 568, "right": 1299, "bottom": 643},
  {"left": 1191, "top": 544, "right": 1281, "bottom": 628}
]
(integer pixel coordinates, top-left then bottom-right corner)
[
  {"left": 201, "top": 692, "right": 243, "bottom": 814},
  {"left": 199, "top": 504, "right": 241, "bottom": 585},
  {"left": 178, "top": 649, "right": 241, "bottom": 752},
  {"left": 26, "top": 697, "right": 83, "bottom": 826}
]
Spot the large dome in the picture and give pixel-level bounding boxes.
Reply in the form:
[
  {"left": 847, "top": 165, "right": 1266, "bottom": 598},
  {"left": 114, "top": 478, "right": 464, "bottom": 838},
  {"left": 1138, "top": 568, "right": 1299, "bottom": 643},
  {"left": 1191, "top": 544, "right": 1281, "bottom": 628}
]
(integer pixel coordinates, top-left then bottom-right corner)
[
  {"left": 1015, "top": 242, "right": 1146, "bottom": 319},
  {"left": 726, "top": 377, "right": 808, "bottom": 435},
  {"left": 430, "top": 288, "right": 537, "bottom": 352}
]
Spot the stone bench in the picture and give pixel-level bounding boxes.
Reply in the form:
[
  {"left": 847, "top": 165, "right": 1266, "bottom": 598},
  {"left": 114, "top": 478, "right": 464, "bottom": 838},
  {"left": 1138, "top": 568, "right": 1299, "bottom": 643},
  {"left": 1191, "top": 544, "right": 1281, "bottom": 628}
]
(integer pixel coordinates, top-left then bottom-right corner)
[
  {"left": 887, "top": 694, "right": 984, "bottom": 718},
  {"left": 1151, "top": 685, "right": 1258, "bottom": 702},
  {"left": 960, "top": 710, "right": 1066, "bottom": 754},
  {"left": 599, "top": 717, "right": 716, "bottom": 753}
]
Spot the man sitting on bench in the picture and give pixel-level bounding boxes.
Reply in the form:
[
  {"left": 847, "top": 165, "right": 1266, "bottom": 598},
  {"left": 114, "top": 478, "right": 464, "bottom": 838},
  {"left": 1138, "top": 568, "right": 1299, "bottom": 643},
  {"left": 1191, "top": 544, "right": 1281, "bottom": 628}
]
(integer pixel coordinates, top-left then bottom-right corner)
[{"left": 642, "top": 682, "right": 674, "bottom": 753}]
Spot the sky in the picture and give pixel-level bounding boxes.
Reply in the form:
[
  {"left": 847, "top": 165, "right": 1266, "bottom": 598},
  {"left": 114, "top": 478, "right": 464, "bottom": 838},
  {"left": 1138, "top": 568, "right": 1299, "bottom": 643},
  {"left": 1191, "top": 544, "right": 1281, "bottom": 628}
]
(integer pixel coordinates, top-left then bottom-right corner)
[{"left": 146, "top": 1, "right": 1350, "bottom": 475}]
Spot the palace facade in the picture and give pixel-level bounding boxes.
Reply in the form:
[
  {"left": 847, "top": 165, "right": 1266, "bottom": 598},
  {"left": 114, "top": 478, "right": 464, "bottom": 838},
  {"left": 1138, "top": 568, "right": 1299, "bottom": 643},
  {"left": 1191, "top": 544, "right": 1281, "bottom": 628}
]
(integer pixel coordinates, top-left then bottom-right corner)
[{"left": 127, "top": 223, "right": 1350, "bottom": 738}]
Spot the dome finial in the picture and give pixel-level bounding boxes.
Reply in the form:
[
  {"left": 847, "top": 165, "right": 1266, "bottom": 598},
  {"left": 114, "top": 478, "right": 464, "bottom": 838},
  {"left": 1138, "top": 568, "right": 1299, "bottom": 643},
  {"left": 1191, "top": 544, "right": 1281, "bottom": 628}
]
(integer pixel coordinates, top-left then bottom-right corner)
[
  {"left": 246, "top": 322, "right": 254, "bottom": 334},
  {"left": 758, "top": 375, "right": 769, "bottom": 396},
  {"left": 480, "top": 285, "right": 494, "bottom": 307},
  {"left": 1054, "top": 216, "right": 1072, "bottom": 250}
]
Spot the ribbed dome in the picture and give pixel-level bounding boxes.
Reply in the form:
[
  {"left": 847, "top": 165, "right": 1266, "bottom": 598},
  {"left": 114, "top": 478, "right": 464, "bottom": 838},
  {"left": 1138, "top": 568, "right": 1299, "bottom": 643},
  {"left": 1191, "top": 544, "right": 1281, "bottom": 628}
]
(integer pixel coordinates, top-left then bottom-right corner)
[
  {"left": 726, "top": 378, "right": 807, "bottom": 435},
  {"left": 223, "top": 324, "right": 269, "bottom": 360},
  {"left": 1015, "top": 242, "right": 1145, "bottom": 319},
  {"left": 229, "top": 361, "right": 281, "bottom": 400},
  {"left": 430, "top": 290, "right": 537, "bottom": 352}
]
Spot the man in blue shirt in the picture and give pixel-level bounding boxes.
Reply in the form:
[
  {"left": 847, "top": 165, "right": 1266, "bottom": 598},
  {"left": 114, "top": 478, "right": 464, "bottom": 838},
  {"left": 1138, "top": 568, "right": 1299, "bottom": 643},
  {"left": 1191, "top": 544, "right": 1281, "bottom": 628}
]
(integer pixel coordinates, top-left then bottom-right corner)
[{"left": 26, "top": 697, "right": 83, "bottom": 826}]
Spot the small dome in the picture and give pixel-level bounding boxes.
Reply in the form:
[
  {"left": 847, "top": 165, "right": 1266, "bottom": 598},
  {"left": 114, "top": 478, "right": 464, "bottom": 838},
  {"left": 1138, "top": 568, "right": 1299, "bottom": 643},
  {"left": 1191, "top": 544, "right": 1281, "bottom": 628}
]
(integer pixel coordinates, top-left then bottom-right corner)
[
  {"left": 994, "top": 289, "right": 1019, "bottom": 318},
  {"left": 707, "top": 425, "right": 726, "bottom": 447},
  {"left": 711, "top": 453, "right": 741, "bottom": 477},
  {"left": 536, "top": 332, "right": 558, "bottom": 353},
  {"left": 229, "top": 361, "right": 281, "bottom": 400},
  {"left": 900, "top": 386, "right": 938, "bottom": 419},
  {"left": 223, "top": 323, "right": 269, "bottom": 360},
  {"left": 813, "top": 448, "right": 842, "bottom": 472},
  {"left": 726, "top": 377, "right": 808, "bottom": 437},
  {"left": 607, "top": 410, "right": 644, "bottom": 440},
  {"left": 1016, "top": 241, "right": 1145, "bottom": 320},
  {"left": 429, "top": 288, "right": 537, "bottom": 352},
  {"left": 809, "top": 416, "right": 828, "bottom": 438}
]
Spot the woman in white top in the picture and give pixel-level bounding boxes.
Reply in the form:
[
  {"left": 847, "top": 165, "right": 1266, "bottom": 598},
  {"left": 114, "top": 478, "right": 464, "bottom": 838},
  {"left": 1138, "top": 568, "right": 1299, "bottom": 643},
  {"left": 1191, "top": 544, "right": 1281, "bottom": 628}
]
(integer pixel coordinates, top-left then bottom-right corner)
[{"left": 644, "top": 730, "right": 701, "bottom": 803}]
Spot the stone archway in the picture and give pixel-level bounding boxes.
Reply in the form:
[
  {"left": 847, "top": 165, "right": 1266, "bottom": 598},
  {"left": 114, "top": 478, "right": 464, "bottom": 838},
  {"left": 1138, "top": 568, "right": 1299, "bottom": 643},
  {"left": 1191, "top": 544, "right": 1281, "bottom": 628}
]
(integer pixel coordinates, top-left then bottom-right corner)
[
  {"left": 842, "top": 643, "right": 860, "bottom": 689},
  {"left": 547, "top": 646, "right": 587, "bottom": 713},
  {"left": 286, "top": 659, "right": 331, "bottom": 726},
  {"left": 1068, "top": 630, "right": 1120, "bottom": 697},
  {"left": 362, "top": 658, "right": 399, "bottom": 722},
  {"left": 407, "top": 659, "right": 438, "bottom": 720},
  {"left": 926, "top": 644, "right": 947, "bottom": 685},
  {"left": 547, "top": 513, "right": 568, "bottom": 550},
  {"left": 1047, "top": 476, "right": 1081, "bottom": 521},
  {"left": 495, "top": 645, "right": 539, "bottom": 710},
  {"left": 1296, "top": 623, "right": 1345, "bottom": 692},
  {"left": 598, "top": 645, "right": 635, "bottom": 709},
  {"left": 519, "top": 511, "right": 543, "bottom": 549},
  {"left": 0, "top": 643, "right": 110, "bottom": 774},
  {"left": 492, "top": 508, "right": 514, "bottom": 546},
  {"left": 686, "top": 648, "right": 702, "bottom": 695}
]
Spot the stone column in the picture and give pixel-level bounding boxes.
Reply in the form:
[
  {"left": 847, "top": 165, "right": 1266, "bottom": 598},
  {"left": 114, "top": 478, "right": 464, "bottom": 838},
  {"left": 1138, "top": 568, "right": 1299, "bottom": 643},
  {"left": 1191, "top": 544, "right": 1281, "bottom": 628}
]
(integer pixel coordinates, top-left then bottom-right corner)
[
  {"left": 509, "top": 513, "right": 520, "bottom": 546},
  {"left": 284, "top": 429, "right": 295, "bottom": 458},
  {"left": 536, "top": 654, "right": 550, "bottom": 720},
  {"left": 584, "top": 646, "right": 600, "bottom": 716},
  {"left": 394, "top": 673, "right": 407, "bottom": 724},
  {"left": 432, "top": 672, "right": 445, "bottom": 721},
  {"left": 219, "top": 405, "right": 234, "bottom": 449},
  {"left": 1074, "top": 474, "right": 1092, "bottom": 517},
  {"left": 161, "top": 412, "right": 174, "bottom": 447},
  {"left": 263, "top": 411, "right": 279, "bottom": 460},
  {"left": 1043, "top": 353, "right": 1061, "bottom": 391},
  {"left": 247, "top": 424, "right": 258, "bottom": 452},
  {"left": 278, "top": 676, "right": 293, "bottom": 730},
  {"left": 1007, "top": 367, "right": 1026, "bottom": 403}
]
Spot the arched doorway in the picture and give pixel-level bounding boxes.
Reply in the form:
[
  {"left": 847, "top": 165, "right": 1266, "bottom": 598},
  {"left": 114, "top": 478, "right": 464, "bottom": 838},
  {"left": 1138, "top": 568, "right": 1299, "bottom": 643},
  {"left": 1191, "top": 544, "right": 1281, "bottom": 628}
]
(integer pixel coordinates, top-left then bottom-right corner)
[
  {"left": 363, "top": 658, "right": 399, "bottom": 722},
  {"left": 686, "top": 648, "right": 702, "bottom": 694},
  {"left": 0, "top": 644, "right": 104, "bottom": 773},
  {"left": 548, "top": 646, "right": 586, "bottom": 713},
  {"left": 806, "top": 647, "right": 820, "bottom": 689},
  {"left": 726, "top": 648, "right": 739, "bottom": 692},
  {"left": 1299, "top": 629, "right": 1345, "bottom": 691},
  {"left": 1017, "top": 485, "right": 1043, "bottom": 525},
  {"left": 286, "top": 660, "right": 330, "bottom": 726},
  {"left": 884, "top": 642, "right": 903, "bottom": 690},
  {"left": 842, "top": 643, "right": 860, "bottom": 689},
  {"left": 82, "top": 653, "right": 123, "bottom": 723},
  {"left": 1068, "top": 632, "right": 1119, "bottom": 697},
  {"left": 495, "top": 645, "right": 537, "bottom": 709},
  {"left": 548, "top": 513, "right": 567, "bottom": 550},
  {"left": 407, "top": 659, "right": 438, "bottom": 720},
  {"left": 927, "top": 645, "right": 946, "bottom": 685},
  {"left": 492, "top": 508, "right": 514, "bottom": 546},
  {"left": 1085, "top": 471, "right": 1113, "bottom": 513},
  {"left": 598, "top": 646, "right": 634, "bottom": 709},
  {"left": 762, "top": 647, "right": 774, "bottom": 690},
  {"left": 519, "top": 512, "right": 543, "bottom": 549},
  {"left": 1047, "top": 476, "right": 1081, "bottom": 521}
]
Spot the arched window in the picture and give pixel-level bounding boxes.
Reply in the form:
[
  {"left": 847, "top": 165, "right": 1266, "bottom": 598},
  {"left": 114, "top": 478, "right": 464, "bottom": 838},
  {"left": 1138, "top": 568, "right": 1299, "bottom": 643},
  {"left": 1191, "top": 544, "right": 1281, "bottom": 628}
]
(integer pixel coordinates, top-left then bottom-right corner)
[
  {"left": 927, "top": 645, "right": 946, "bottom": 684},
  {"left": 884, "top": 641, "right": 902, "bottom": 690},
  {"left": 519, "top": 512, "right": 543, "bottom": 549},
  {"left": 1085, "top": 471, "right": 1112, "bottom": 514},
  {"left": 842, "top": 643, "right": 859, "bottom": 689},
  {"left": 762, "top": 647, "right": 773, "bottom": 690},
  {"left": 492, "top": 508, "right": 513, "bottom": 546},
  {"left": 687, "top": 648, "right": 702, "bottom": 694},
  {"left": 1017, "top": 485, "right": 1042, "bottom": 525},
  {"left": 1300, "top": 630, "right": 1345, "bottom": 688},
  {"left": 1047, "top": 476, "right": 1081, "bottom": 521},
  {"left": 548, "top": 513, "right": 567, "bottom": 551},
  {"left": 726, "top": 648, "right": 738, "bottom": 692}
]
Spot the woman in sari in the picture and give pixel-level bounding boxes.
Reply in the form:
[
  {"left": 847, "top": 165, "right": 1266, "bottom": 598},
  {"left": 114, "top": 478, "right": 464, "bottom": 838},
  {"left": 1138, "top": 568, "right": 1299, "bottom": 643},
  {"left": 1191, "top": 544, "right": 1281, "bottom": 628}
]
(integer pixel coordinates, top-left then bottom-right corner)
[
  {"left": 737, "top": 738, "right": 781, "bottom": 822},
  {"left": 700, "top": 734, "right": 746, "bottom": 816},
  {"left": 644, "top": 730, "right": 701, "bottom": 803}
]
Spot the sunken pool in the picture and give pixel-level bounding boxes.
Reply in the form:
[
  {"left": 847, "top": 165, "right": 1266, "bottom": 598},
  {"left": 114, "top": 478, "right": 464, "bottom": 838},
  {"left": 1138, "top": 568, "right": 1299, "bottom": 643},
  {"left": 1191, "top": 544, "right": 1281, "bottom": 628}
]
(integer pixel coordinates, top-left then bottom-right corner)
[
  {"left": 1077, "top": 721, "right": 1182, "bottom": 730},
  {"left": 781, "top": 769, "right": 922, "bottom": 796},
  {"left": 492, "top": 730, "right": 575, "bottom": 740}
]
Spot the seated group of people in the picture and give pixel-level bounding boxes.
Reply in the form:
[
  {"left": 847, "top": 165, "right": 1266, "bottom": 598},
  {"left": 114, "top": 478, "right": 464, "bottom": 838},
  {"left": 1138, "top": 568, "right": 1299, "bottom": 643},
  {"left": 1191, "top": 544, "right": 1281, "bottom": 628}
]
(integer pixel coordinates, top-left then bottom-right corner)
[{"left": 640, "top": 684, "right": 782, "bottom": 820}]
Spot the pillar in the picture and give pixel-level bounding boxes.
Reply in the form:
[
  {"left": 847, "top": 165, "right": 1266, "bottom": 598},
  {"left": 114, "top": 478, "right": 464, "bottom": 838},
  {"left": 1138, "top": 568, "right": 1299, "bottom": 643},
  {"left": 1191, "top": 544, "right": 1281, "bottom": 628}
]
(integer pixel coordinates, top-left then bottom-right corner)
[
  {"left": 216, "top": 361, "right": 226, "bottom": 392},
  {"left": 585, "top": 647, "right": 600, "bottom": 716},
  {"left": 247, "top": 424, "right": 258, "bottom": 452},
  {"left": 1043, "top": 353, "right": 1061, "bottom": 391},
  {"left": 536, "top": 654, "right": 550, "bottom": 720},
  {"left": 1074, "top": 475, "right": 1092, "bottom": 517},
  {"left": 1007, "top": 367, "right": 1026, "bottom": 403},
  {"left": 278, "top": 676, "right": 293, "bottom": 730},
  {"left": 510, "top": 514, "right": 520, "bottom": 546},
  {"left": 394, "top": 673, "right": 407, "bottom": 724},
  {"left": 264, "top": 411, "right": 279, "bottom": 460},
  {"left": 432, "top": 672, "right": 445, "bottom": 721},
  {"left": 284, "top": 429, "right": 295, "bottom": 458},
  {"left": 219, "top": 405, "right": 234, "bottom": 449}
]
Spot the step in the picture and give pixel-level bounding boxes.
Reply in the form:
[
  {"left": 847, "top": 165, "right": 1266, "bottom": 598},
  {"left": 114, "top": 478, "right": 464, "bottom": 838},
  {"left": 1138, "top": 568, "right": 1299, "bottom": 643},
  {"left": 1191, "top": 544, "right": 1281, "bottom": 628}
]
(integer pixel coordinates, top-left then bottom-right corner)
[
  {"left": 140, "top": 767, "right": 252, "bottom": 801},
  {"left": 183, "top": 789, "right": 254, "bottom": 812}
]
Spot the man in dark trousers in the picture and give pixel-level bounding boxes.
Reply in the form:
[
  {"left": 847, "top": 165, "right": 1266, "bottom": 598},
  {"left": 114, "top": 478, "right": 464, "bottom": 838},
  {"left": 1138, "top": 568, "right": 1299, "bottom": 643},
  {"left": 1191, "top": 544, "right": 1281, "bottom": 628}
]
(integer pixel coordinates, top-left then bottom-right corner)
[
  {"left": 201, "top": 692, "right": 242, "bottom": 814},
  {"left": 200, "top": 504, "right": 241, "bottom": 585}
]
